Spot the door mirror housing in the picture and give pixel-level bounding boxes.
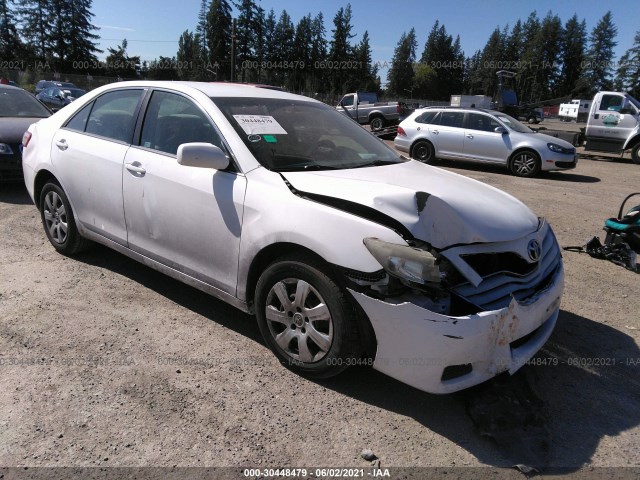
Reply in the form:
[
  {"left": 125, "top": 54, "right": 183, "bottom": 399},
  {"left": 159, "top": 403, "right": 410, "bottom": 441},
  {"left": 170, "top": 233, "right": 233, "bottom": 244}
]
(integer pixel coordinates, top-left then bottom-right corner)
[
  {"left": 494, "top": 126, "right": 508, "bottom": 134},
  {"left": 177, "top": 143, "right": 230, "bottom": 170}
]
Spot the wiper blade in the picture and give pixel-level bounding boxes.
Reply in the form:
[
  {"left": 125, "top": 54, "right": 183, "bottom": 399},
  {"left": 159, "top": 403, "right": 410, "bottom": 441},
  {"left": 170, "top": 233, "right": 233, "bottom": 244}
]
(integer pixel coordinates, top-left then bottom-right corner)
[{"left": 350, "top": 159, "right": 403, "bottom": 169}]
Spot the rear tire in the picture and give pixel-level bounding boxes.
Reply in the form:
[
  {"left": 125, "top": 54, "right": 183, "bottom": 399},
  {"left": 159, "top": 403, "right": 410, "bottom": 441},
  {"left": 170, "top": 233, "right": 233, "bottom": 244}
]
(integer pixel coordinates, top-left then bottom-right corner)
[
  {"left": 369, "top": 116, "right": 385, "bottom": 132},
  {"left": 509, "top": 150, "right": 541, "bottom": 178},
  {"left": 255, "top": 255, "right": 359, "bottom": 379},
  {"left": 411, "top": 140, "right": 436, "bottom": 164},
  {"left": 39, "top": 181, "right": 90, "bottom": 254},
  {"left": 631, "top": 143, "right": 640, "bottom": 165}
]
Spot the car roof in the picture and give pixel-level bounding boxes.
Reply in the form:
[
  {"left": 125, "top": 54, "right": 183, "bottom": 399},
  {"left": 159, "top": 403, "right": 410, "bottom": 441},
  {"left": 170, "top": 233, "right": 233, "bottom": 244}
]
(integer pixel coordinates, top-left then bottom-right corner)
[
  {"left": 0, "top": 84, "right": 27, "bottom": 92},
  {"left": 417, "top": 106, "right": 495, "bottom": 114},
  {"left": 94, "top": 81, "right": 318, "bottom": 102}
]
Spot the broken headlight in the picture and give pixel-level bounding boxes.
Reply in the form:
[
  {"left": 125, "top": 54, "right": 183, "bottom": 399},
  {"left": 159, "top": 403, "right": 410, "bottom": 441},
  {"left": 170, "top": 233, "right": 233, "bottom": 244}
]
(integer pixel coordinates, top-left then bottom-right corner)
[{"left": 364, "top": 237, "right": 441, "bottom": 285}]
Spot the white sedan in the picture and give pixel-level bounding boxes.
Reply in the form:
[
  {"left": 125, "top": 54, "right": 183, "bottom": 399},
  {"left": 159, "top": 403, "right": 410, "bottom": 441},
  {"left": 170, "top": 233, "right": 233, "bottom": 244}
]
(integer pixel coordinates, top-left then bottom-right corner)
[{"left": 22, "top": 82, "right": 563, "bottom": 394}]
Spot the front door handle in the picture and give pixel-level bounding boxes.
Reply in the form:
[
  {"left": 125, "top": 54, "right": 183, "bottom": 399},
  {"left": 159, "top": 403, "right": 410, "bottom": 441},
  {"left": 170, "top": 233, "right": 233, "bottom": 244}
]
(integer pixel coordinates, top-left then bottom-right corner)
[
  {"left": 125, "top": 163, "right": 146, "bottom": 175},
  {"left": 432, "top": 130, "right": 439, "bottom": 135},
  {"left": 466, "top": 134, "right": 474, "bottom": 139},
  {"left": 55, "top": 139, "right": 68, "bottom": 150}
]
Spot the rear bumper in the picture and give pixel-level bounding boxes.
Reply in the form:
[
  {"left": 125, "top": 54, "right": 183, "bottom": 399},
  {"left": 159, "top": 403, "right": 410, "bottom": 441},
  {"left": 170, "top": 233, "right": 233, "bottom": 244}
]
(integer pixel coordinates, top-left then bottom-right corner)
[{"left": 348, "top": 263, "right": 563, "bottom": 394}]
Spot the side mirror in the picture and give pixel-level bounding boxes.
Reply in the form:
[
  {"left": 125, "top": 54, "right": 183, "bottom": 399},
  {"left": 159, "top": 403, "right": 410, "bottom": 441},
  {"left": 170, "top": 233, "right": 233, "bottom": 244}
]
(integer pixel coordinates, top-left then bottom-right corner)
[
  {"left": 494, "top": 126, "right": 507, "bottom": 134},
  {"left": 177, "top": 143, "right": 229, "bottom": 170}
]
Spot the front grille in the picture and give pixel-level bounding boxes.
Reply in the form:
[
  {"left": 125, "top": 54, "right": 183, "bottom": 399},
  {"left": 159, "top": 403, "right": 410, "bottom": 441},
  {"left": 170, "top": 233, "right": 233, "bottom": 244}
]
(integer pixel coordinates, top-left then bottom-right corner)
[
  {"left": 451, "top": 227, "right": 561, "bottom": 311},
  {"left": 461, "top": 252, "right": 537, "bottom": 277}
]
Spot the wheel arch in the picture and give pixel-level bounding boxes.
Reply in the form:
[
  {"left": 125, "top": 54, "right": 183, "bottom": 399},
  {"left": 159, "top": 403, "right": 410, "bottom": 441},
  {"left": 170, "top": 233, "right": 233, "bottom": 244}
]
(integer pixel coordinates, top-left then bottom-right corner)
[
  {"left": 508, "top": 146, "right": 540, "bottom": 165},
  {"left": 623, "top": 134, "right": 640, "bottom": 151},
  {"left": 33, "top": 169, "right": 59, "bottom": 211},
  {"left": 245, "top": 242, "right": 378, "bottom": 358},
  {"left": 410, "top": 137, "right": 436, "bottom": 157}
]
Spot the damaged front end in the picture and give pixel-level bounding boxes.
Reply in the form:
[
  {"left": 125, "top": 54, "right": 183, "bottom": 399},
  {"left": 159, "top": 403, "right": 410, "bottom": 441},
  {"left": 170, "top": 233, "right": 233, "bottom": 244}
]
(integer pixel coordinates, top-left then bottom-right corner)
[{"left": 344, "top": 218, "right": 563, "bottom": 395}]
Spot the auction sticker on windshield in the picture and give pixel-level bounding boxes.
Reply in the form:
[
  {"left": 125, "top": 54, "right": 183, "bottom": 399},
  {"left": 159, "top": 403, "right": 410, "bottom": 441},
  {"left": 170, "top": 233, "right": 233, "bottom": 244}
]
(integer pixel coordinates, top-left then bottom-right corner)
[{"left": 233, "top": 115, "right": 287, "bottom": 135}]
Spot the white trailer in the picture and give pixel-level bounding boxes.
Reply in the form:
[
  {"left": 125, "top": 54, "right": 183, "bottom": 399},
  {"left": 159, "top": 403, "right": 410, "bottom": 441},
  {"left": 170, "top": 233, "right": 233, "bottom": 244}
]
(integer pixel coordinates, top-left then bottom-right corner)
[
  {"left": 450, "top": 95, "right": 492, "bottom": 109},
  {"left": 559, "top": 99, "right": 592, "bottom": 122}
]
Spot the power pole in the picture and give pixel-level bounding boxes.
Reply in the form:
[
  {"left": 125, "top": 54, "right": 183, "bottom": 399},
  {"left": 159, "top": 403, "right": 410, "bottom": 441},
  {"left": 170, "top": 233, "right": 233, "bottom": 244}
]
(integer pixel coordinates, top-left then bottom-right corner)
[{"left": 230, "top": 18, "right": 236, "bottom": 82}]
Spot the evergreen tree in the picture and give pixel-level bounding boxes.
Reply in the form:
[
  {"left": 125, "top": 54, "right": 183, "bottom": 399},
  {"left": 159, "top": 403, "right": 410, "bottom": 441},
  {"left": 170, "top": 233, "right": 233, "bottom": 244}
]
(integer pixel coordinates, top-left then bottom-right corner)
[
  {"left": 0, "top": 0, "right": 22, "bottom": 61},
  {"left": 615, "top": 30, "right": 640, "bottom": 98},
  {"left": 206, "top": 0, "right": 232, "bottom": 81},
  {"left": 517, "top": 11, "right": 541, "bottom": 99},
  {"left": 559, "top": 15, "right": 587, "bottom": 96},
  {"left": 531, "top": 12, "right": 564, "bottom": 99},
  {"left": 235, "top": 0, "right": 260, "bottom": 82},
  {"left": 478, "top": 27, "right": 505, "bottom": 96},
  {"left": 53, "top": 0, "right": 101, "bottom": 71},
  {"left": 177, "top": 30, "right": 201, "bottom": 80},
  {"left": 308, "top": 12, "right": 327, "bottom": 94},
  {"left": 147, "top": 55, "right": 178, "bottom": 80},
  {"left": 105, "top": 38, "right": 139, "bottom": 78},
  {"left": 329, "top": 4, "right": 355, "bottom": 94},
  {"left": 273, "top": 10, "right": 294, "bottom": 88},
  {"left": 419, "top": 21, "right": 464, "bottom": 100},
  {"left": 583, "top": 11, "right": 618, "bottom": 93},
  {"left": 354, "top": 31, "right": 378, "bottom": 93},
  {"left": 262, "top": 8, "right": 277, "bottom": 83},
  {"left": 387, "top": 28, "right": 417, "bottom": 97},
  {"left": 196, "top": 0, "right": 209, "bottom": 55},
  {"left": 16, "top": 0, "right": 52, "bottom": 63},
  {"left": 291, "top": 14, "right": 312, "bottom": 92}
]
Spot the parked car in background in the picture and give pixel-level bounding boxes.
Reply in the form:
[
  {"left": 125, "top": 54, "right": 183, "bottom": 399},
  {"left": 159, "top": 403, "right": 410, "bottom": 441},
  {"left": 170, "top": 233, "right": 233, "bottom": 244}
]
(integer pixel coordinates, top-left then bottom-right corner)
[
  {"left": 0, "top": 84, "right": 51, "bottom": 182},
  {"left": 34, "top": 80, "right": 80, "bottom": 95},
  {"left": 22, "top": 81, "right": 564, "bottom": 394},
  {"left": 395, "top": 107, "right": 577, "bottom": 177},
  {"left": 36, "top": 86, "right": 86, "bottom": 111}
]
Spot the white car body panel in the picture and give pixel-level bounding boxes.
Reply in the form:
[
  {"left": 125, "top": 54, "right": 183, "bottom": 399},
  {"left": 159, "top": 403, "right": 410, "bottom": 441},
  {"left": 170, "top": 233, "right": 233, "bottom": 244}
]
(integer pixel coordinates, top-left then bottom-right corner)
[
  {"left": 21, "top": 81, "right": 565, "bottom": 394},
  {"left": 281, "top": 161, "right": 539, "bottom": 249},
  {"left": 122, "top": 146, "right": 247, "bottom": 295}
]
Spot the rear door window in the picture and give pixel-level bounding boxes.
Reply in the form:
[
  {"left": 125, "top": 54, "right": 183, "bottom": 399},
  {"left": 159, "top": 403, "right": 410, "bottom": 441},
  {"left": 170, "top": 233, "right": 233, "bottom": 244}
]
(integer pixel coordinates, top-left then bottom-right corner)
[
  {"left": 439, "top": 111, "right": 465, "bottom": 128},
  {"left": 415, "top": 111, "right": 439, "bottom": 124},
  {"left": 84, "top": 90, "right": 144, "bottom": 143}
]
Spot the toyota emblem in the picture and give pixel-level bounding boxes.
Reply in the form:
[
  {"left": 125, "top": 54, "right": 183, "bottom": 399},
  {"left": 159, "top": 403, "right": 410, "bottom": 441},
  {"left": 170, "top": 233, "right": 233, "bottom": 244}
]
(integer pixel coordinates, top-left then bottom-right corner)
[{"left": 527, "top": 239, "right": 541, "bottom": 262}]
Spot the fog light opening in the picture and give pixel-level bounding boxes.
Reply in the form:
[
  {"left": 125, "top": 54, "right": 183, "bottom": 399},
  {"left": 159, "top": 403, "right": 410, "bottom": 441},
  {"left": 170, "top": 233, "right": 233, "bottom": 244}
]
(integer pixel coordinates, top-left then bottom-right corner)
[{"left": 441, "top": 363, "right": 473, "bottom": 381}]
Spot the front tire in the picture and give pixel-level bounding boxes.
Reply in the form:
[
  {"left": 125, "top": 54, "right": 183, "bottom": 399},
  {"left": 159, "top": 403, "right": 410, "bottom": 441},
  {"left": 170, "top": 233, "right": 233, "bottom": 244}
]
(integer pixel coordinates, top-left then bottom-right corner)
[
  {"left": 39, "top": 181, "right": 90, "bottom": 254},
  {"left": 509, "top": 150, "right": 541, "bottom": 177},
  {"left": 255, "top": 256, "right": 358, "bottom": 378},
  {"left": 631, "top": 143, "right": 640, "bottom": 165},
  {"left": 411, "top": 140, "right": 436, "bottom": 164}
]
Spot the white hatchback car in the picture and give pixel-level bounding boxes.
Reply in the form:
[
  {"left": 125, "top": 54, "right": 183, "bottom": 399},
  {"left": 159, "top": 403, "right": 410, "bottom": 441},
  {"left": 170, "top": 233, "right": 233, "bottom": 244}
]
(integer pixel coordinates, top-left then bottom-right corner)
[
  {"left": 395, "top": 107, "right": 578, "bottom": 177},
  {"left": 22, "top": 82, "right": 564, "bottom": 394}
]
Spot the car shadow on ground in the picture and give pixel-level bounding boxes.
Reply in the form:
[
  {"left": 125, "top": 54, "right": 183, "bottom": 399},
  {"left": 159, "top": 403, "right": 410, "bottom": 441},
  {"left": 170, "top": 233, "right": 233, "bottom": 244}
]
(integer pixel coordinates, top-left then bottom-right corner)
[
  {"left": 0, "top": 182, "right": 33, "bottom": 205},
  {"left": 438, "top": 160, "right": 601, "bottom": 183},
  {"left": 74, "top": 247, "right": 639, "bottom": 472}
]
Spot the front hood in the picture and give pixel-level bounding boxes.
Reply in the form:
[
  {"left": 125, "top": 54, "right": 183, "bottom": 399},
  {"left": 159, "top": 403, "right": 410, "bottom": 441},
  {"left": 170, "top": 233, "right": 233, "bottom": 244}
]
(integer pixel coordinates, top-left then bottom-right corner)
[
  {"left": 281, "top": 161, "right": 539, "bottom": 249},
  {"left": 0, "top": 117, "right": 43, "bottom": 143}
]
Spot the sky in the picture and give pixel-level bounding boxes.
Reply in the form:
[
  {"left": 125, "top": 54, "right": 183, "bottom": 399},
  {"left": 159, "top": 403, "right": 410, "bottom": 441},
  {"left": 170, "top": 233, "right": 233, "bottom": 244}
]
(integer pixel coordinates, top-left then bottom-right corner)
[{"left": 91, "top": 0, "right": 639, "bottom": 85}]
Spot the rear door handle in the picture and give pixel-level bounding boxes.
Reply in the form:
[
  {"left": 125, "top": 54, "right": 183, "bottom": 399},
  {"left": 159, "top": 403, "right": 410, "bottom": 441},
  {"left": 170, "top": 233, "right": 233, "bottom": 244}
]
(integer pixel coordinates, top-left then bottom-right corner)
[
  {"left": 125, "top": 163, "right": 146, "bottom": 175},
  {"left": 466, "top": 134, "right": 474, "bottom": 139},
  {"left": 432, "top": 130, "right": 439, "bottom": 135},
  {"left": 55, "top": 139, "right": 68, "bottom": 150}
]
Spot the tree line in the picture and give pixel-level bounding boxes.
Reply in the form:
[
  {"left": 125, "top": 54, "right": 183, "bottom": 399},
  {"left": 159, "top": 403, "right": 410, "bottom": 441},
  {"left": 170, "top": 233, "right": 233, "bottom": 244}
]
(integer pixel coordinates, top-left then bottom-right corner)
[
  {"left": 387, "top": 10, "right": 639, "bottom": 102},
  {"left": 1, "top": 0, "right": 639, "bottom": 101}
]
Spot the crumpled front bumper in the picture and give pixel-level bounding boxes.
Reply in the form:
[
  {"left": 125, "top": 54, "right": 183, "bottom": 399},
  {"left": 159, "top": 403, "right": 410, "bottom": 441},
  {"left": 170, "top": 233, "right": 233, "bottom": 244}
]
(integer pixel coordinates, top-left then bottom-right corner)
[{"left": 348, "top": 263, "right": 564, "bottom": 394}]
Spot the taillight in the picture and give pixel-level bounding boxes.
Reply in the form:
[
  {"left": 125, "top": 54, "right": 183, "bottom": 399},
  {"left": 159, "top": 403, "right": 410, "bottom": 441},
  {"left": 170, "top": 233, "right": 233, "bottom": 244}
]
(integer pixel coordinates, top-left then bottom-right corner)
[
  {"left": 396, "top": 105, "right": 401, "bottom": 113},
  {"left": 22, "top": 131, "right": 32, "bottom": 148},
  {"left": 397, "top": 126, "right": 406, "bottom": 136}
]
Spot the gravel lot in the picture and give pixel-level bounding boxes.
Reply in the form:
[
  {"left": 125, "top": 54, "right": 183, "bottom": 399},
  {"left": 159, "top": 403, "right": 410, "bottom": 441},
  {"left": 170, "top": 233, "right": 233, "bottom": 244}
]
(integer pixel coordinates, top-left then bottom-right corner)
[{"left": 1, "top": 151, "right": 639, "bottom": 478}]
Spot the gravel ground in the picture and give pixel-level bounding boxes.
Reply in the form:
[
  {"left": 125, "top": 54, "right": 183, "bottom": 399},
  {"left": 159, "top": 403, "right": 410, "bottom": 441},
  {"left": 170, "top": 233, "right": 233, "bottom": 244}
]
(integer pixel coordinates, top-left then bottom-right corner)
[{"left": 1, "top": 152, "right": 639, "bottom": 478}]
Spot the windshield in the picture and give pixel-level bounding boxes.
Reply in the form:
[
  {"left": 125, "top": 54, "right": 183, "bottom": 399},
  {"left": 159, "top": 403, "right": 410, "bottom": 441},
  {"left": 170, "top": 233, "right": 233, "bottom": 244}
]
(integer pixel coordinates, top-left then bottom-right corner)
[
  {"left": 213, "top": 97, "right": 405, "bottom": 172},
  {"left": 0, "top": 88, "right": 51, "bottom": 118},
  {"left": 494, "top": 113, "right": 533, "bottom": 133},
  {"left": 64, "top": 88, "right": 86, "bottom": 98}
]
